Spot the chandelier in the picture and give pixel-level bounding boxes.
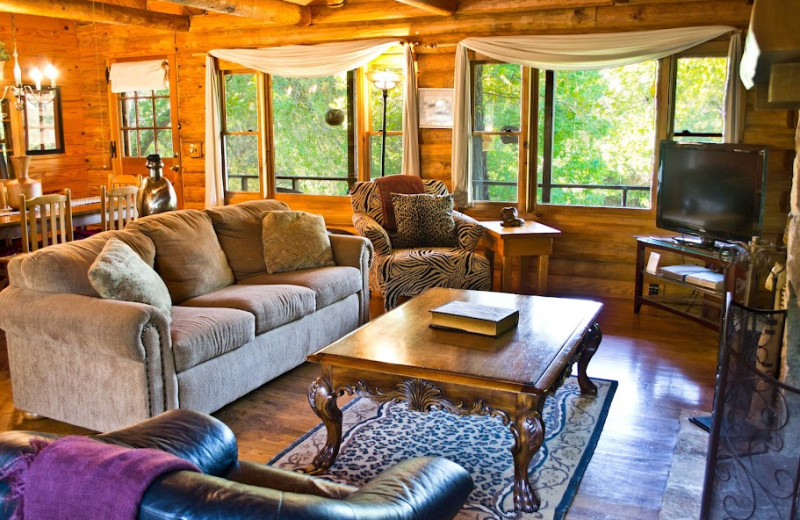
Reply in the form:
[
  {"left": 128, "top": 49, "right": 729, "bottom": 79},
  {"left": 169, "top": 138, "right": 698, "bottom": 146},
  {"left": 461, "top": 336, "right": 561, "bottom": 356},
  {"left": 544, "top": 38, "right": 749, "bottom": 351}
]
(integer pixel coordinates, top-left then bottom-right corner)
[{"left": 2, "top": 14, "right": 58, "bottom": 111}]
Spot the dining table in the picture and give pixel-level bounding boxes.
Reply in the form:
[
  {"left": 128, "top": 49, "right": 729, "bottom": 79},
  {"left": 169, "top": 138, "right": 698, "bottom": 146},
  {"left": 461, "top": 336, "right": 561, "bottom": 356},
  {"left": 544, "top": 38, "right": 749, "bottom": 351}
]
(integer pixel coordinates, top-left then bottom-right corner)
[{"left": 0, "top": 196, "right": 102, "bottom": 241}]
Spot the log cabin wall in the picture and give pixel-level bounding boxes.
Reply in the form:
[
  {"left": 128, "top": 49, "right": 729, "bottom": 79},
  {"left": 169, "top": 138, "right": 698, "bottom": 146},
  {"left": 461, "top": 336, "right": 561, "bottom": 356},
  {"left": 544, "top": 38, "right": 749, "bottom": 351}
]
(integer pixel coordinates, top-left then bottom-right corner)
[
  {"left": 18, "top": 0, "right": 792, "bottom": 300},
  {"left": 0, "top": 13, "right": 88, "bottom": 197}
]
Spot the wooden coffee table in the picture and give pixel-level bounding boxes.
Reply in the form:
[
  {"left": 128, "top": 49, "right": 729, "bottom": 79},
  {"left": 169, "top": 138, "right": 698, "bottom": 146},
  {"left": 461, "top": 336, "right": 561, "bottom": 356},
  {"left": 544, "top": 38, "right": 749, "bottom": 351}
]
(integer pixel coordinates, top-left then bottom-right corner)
[{"left": 305, "top": 287, "right": 602, "bottom": 512}]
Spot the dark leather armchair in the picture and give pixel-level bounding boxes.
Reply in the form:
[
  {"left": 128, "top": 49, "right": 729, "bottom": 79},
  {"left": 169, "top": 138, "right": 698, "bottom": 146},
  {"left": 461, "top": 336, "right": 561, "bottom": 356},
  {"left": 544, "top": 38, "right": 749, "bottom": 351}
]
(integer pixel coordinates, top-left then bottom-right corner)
[{"left": 0, "top": 409, "right": 473, "bottom": 520}]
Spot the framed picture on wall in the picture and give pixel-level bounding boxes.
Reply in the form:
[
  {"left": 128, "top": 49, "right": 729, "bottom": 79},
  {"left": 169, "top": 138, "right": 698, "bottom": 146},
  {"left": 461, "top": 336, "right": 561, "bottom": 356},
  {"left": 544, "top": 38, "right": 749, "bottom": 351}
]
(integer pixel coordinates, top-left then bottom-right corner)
[{"left": 418, "top": 88, "right": 454, "bottom": 128}]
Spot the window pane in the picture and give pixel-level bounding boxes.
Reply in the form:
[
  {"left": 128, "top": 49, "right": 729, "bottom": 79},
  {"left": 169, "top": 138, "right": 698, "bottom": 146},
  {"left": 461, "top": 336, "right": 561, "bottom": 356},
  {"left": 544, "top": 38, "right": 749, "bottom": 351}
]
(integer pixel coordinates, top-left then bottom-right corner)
[
  {"left": 124, "top": 130, "right": 138, "bottom": 156},
  {"left": 155, "top": 97, "right": 171, "bottom": 127},
  {"left": 225, "top": 73, "right": 258, "bottom": 132},
  {"left": 272, "top": 73, "right": 350, "bottom": 196},
  {"left": 140, "top": 129, "right": 155, "bottom": 156},
  {"left": 157, "top": 130, "right": 173, "bottom": 157},
  {"left": 137, "top": 99, "right": 154, "bottom": 127},
  {"left": 369, "top": 134, "right": 403, "bottom": 179},
  {"left": 674, "top": 57, "right": 726, "bottom": 142},
  {"left": 473, "top": 63, "right": 521, "bottom": 132},
  {"left": 224, "top": 134, "right": 259, "bottom": 192},
  {"left": 471, "top": 135, "right": 519, "bottom": 202},
  {"left": 539, "top": 62, "right": 656, "bottom": 208},
  {"left": 122, "top": 99, "right": 136, "bottom": 127}
]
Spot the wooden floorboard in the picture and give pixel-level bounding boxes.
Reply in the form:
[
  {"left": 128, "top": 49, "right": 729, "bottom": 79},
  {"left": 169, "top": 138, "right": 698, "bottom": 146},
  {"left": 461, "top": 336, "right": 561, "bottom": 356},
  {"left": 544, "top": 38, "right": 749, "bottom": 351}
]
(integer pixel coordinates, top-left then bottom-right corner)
[{"left": 0, "top": 296, "right": 719, "bottom": 519}]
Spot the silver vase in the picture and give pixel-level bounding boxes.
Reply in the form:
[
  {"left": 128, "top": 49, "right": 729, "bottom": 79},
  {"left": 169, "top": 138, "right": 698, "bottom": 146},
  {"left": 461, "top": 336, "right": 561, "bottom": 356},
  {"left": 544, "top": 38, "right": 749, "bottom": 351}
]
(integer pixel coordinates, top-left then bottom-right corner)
[{"left": 136, "top": 154, "right": 177, "bottom": 217}]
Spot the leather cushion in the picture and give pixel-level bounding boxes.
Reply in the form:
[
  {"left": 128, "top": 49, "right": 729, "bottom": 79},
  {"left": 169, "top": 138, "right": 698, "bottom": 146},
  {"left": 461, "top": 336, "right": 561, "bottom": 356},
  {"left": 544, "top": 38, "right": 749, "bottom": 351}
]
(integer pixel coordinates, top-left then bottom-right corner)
[
  {"left": 170, "top": 306, "right": 255, "bottom": 372},
  {"left": 180, "top": 284, "right": 316, "bottom": 335},
  {"left": 205, "top": 200, "right": 290, "bottom": 281},
  {"left": 238, "top": 266, "right": 362, "bottom": 310},
  {"left": 128, "top": 210, "right": 234, "bottom": 303}
]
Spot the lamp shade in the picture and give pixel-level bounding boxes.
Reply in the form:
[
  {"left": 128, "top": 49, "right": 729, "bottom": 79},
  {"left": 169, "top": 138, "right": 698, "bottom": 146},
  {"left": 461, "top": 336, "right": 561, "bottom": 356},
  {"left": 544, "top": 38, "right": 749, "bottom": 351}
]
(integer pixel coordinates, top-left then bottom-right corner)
[{"left": 367, "top": 70, "right": 403, "bottom": 91}]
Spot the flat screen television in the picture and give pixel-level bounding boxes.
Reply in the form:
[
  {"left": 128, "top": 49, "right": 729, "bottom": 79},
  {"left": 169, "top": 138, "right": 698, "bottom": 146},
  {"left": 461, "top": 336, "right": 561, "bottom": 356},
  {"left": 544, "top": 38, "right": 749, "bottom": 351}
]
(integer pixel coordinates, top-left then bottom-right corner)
[{"left": 656, "top": 141, "right": 767, "bottom": 247}]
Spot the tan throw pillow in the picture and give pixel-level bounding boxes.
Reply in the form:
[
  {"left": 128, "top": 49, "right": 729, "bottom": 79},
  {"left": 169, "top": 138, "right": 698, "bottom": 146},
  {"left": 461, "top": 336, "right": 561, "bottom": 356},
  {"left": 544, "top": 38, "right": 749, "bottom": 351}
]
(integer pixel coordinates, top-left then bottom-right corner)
[
  {"left": 391, "top": 193, "right": 457, "bottom": 248},
  {"left": 262, "top": 211, "right": 335, "bottom": 274},
  {"left": 88, "top": 237, "right": 172, "bottom": 315}
]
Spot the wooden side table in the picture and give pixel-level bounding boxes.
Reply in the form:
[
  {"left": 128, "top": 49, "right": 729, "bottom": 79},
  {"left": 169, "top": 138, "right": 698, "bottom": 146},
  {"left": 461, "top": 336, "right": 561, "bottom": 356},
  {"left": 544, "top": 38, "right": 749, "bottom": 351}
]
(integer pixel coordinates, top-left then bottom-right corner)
[{"left": 481, "top": 220, "right": 561, "bottom": 295}]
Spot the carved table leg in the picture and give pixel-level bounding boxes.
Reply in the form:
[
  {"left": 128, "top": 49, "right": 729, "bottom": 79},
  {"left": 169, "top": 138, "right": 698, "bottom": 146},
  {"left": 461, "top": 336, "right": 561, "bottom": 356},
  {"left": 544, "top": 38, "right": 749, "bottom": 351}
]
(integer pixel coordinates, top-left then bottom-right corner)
[
  {"left": 510, "top": 408, "right": 545, "bottom": 512},
  {"left": 577, "top": 322, "right": 602, "bottom": 395},
  {"left": 304, "top": 375, "right": 343, "bottom": 475}
]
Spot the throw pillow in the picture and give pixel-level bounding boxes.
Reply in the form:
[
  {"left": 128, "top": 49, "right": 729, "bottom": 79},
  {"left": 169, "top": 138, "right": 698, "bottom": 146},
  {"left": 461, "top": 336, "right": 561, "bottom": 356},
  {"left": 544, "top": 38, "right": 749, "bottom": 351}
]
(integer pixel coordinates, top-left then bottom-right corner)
[
  {"left": 374, "top": 175, "right": 425, "bottom": 232},
  {"left": 88, "top": 237, "right": 172, "bottom": 315},
  {"left": 262, "top": 211, "right": 336, "bottom": 274},
  {"left": 391, "top": 193, "right": 457, "bottom": 248}
]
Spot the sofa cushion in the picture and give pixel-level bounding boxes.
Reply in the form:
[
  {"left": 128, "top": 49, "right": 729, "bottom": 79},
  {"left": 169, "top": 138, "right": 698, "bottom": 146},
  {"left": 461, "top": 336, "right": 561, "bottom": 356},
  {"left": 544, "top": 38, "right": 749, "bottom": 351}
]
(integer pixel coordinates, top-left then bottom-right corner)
[
  {"left": 391, "top": 193, "right": 457, "bottom": 248},
  {"left": 170, "top": 306, "right": 256, "bottom": 372},
  {"left": 88, "top": 237, "right": 172, "bottom": 315},
  {"left": 180, "top": 284, "right": 315, "bottom": 335},
  {"left": 205, "top": 199, "right": 290, "bottom": 281},
  {"left": 128, "top": 210, "right": 235, "bottom": 303},
  {"left": 238, "top": 266, "right": 362, "bottom": 310},
  {"left": 374, "top": 175, "right": 425, "bottom": 232},
  {"left": 262, "top": 211, "right": 335, "bottom": 274},
  {"left": 10, "top": 230, "right": 155, "bottom": 296}
]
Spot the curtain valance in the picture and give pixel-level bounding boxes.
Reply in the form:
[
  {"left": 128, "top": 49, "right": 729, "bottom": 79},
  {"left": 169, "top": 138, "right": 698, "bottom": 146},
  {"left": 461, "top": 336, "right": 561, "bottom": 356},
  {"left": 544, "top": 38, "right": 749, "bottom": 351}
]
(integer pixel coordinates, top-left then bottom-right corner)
[{"left": 109, "top": 60, "right": 168, "bottom": 93}]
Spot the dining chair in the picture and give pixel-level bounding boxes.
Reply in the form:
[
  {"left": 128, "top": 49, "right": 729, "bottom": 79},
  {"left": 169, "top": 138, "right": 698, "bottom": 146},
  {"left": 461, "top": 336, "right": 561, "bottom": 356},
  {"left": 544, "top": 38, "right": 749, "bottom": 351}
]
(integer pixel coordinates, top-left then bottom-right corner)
[
  {"left": 101, "top": 185, "right": 138, "bottom": 231},
  {"left": 20, "top": 189, "right": 74, "bottom": 253},
  {"left": 108, "top": 173, "right": 142, "bottom": 189}
]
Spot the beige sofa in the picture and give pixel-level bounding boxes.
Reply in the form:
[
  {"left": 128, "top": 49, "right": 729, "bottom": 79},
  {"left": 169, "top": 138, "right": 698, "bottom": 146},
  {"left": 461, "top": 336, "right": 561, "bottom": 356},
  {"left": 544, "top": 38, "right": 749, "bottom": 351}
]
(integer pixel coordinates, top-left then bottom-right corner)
[{"left": 0, "top": 200, "right": 372, "bottom": 432}]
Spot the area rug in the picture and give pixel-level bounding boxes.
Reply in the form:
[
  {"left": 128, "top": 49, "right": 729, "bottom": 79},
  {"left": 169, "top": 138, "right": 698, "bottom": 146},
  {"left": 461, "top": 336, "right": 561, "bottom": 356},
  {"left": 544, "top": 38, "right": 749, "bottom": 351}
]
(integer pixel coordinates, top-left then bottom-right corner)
[
  {"left": 270, "top": 376, "right": 617, "bottom": 520},
  {"left": 658, "top": 409, "right": 709, "bottom": 520}
]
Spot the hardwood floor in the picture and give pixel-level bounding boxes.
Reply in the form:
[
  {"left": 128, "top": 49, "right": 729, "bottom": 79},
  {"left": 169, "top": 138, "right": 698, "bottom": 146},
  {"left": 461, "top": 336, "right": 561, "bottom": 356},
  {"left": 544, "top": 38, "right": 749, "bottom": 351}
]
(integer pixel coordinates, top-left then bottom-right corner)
[{"left": 0, "top": 296, "right": 719, "bottom": 519}]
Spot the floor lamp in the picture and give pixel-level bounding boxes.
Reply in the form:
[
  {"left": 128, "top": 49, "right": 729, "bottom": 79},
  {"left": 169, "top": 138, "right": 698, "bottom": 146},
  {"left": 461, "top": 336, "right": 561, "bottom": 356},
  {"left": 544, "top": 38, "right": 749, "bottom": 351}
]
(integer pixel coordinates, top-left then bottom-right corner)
[{"left": 366, "top": 70, "right": 403, "bottom": 177}]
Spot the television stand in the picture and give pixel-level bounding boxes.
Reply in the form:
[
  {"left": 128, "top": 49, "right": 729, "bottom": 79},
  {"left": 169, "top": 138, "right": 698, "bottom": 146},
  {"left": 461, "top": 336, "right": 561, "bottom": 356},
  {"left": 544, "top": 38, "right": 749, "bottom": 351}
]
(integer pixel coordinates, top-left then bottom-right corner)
[{"left": 634, "top": 236, "right": 748, "bottom": 330}]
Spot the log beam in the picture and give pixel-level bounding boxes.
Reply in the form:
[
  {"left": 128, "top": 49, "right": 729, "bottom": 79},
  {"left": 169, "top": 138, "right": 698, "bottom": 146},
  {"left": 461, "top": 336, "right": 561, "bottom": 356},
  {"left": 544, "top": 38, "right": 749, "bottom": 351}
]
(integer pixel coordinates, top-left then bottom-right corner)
[
  {"left": 0, "top": 0, "right": 190, "bottom": 31},
  {"left": 160, "top": 0, "right": 310, "bottom": 25},
  {"left": 0, "top": 0, "right": 189, "bottom": 30},
  {"left": 394, "top": 0, "right": 457, "bottom": 16}
]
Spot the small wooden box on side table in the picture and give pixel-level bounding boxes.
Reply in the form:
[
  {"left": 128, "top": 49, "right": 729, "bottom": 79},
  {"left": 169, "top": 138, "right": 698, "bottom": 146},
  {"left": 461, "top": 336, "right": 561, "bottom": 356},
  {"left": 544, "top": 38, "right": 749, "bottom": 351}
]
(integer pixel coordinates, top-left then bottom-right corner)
[{"left": 481, "top": 220, "right": 561, "bottom": 295}]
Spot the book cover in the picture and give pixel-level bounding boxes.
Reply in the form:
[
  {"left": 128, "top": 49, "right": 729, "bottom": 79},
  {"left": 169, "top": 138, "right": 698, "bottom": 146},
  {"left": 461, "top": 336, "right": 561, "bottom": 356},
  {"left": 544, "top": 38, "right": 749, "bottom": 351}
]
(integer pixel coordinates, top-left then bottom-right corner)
[
  {"left": 429, "top": 301, "right": 519, "bottom": 337},
  {"left": 658, "top": 264, "right": 710, "bottom": 281},
  {"left": 684, "top": 271, "right": 724, "bottom": 290}
]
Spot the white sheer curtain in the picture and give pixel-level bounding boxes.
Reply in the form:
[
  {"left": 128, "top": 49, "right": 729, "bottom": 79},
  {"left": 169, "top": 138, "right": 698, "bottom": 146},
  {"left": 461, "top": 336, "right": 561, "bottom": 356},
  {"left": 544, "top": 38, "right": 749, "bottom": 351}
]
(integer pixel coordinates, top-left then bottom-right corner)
[
  {"left": 723, "top": 32, "right": 744, "bottom": 143},
  {"left": 204, "top": 38, "right": 401, "bottom": 206},
  {"left": 402, "top": 43, "right": 421, "bottom": 176},
  {"left": 451, "top": 26, "right": 736, "bottom": 207}
]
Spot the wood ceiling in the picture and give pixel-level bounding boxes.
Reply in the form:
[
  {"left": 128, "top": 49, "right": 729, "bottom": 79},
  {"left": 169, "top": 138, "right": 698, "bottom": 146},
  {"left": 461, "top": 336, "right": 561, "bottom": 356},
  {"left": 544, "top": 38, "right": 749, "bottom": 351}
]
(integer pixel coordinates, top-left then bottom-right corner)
[{"left": 0, "top": 0, "right": 461, "bottom": 30}]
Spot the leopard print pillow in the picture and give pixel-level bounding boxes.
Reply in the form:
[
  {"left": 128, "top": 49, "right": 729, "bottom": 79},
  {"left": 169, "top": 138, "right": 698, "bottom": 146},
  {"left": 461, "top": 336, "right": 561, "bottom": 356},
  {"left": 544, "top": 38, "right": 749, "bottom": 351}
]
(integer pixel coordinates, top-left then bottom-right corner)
[{"left": 391, "top": 193, "right": 457, "bottom": 248}]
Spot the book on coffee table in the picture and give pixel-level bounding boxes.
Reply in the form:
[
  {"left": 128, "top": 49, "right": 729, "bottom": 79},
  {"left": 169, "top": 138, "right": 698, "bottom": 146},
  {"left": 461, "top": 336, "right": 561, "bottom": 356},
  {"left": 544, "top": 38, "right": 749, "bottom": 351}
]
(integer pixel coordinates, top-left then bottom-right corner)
[{"left": 429, "top": 301, "right": 519, "bottom": 337}]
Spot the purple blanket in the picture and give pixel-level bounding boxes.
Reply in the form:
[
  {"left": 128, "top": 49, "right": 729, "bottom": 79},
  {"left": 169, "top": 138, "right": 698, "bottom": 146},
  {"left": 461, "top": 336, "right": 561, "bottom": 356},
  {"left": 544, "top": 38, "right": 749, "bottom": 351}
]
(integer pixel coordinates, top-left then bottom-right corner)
[{"left": 1, "top": 435, "right": 199, "bottom": 520}]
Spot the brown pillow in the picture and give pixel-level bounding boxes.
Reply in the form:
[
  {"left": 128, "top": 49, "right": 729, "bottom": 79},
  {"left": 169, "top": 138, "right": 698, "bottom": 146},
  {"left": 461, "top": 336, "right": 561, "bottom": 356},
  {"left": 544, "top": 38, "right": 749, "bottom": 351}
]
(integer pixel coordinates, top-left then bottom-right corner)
[
  {"left": 262, "top": 211, "right": 336, "bottom": 274},
  {"left": 375, "top": 175, "right": 425, "bottom": 232},
  {"left": 391, "top": 193, "right": 457, "bottom": 248},
  {"left": 127, "top": 210, "right": 234, "bottom": 303}
]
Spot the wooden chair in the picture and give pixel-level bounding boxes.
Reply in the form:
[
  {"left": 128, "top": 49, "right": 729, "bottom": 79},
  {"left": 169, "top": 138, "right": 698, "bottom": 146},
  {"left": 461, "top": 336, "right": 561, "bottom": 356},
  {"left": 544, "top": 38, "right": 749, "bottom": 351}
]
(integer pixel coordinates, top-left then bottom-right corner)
[
  {"left": 101, "top": 185, "right": 138, "bottom": 231},
  {"left": 20, "top": 189, "right": 74, "bottom": 253},
  {"left": 108, "top": 173, "right": 142, "bottom": 189}
]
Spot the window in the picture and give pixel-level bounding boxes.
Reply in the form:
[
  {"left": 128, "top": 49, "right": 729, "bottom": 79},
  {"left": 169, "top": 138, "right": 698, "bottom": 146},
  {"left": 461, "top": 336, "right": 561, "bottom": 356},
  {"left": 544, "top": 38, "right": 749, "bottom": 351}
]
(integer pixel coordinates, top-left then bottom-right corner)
[
  {"left": 220, "top": 56, "right": 404, "bottom": 197},
  {"left": 222, "top": 72, "right": 261, "bottom": 193},
  {"left": 471, "top": 62, "right": 522, "bottom": 203},
  {"left": 119, "top": 88, "right": 173, "bottom": 158},
  {"left": 272, "top": 72, "right": 354, "bottom": 195},
  {"left": 537, "top": 62, "right": 657, "bottom": 209},
  {"left": 24, "top": 87, "right": 64, "bottom": 155},
  {"left": 672, "top": 56, "right": 727, "bottom": 143}
]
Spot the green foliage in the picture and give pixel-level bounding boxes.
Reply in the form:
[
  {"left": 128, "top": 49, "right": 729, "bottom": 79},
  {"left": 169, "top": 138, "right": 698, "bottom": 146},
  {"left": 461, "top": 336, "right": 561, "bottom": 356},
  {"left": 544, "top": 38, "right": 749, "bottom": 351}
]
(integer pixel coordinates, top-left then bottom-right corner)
[{"left": 674, "top": 57, "right": 726, "bottom": 139}]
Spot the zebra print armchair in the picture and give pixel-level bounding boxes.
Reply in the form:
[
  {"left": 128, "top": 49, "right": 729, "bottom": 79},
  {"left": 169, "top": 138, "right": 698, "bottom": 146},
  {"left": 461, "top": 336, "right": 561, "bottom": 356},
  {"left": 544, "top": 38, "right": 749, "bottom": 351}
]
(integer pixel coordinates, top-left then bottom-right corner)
[{"left": 350, "top": 179, "right": 491, "bottom": 311}]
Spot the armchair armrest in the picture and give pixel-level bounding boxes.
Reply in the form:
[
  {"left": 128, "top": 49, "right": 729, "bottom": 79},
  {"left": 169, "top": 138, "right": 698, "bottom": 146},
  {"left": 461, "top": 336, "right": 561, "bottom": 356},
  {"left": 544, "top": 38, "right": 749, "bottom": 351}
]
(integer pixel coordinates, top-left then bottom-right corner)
[
  {"left": 352, "top": 213, "right": 392, "bottom": 256},
  {"left": 453, "top": 211, "right": 485, "bottom": 251}
]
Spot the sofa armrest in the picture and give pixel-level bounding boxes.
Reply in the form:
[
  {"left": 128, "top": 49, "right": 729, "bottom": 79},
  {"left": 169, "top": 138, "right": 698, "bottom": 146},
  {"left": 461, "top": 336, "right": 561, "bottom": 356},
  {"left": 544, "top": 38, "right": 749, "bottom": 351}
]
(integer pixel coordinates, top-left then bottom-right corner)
[
  {"left": 0, "top": 287, "right": 177, "bottom": 428},
  {"left": 352, "top": 213, "right": 392, "bottom": 256},
  {"left": 329, "top": 233, "right": 373, "bottom": 325},
  {"left": 453, "top": 211, "right": 485, "bottom": 252}
]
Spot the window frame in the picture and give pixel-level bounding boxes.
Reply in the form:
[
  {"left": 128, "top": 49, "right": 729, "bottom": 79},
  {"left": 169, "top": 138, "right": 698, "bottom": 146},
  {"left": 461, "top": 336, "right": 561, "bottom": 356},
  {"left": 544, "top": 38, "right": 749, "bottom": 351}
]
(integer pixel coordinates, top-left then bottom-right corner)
[
  {"left": 23, "top": 86, "right": 65, "bottom": 155},
  {"left": 467, "top": 39, "right": 729, "bottom": 219},
  {"left": 117, "top": 88, "right": 173, "bottom": 159}
]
